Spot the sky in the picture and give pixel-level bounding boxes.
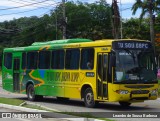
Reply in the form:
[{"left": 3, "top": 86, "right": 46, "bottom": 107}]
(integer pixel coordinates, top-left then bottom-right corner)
[{"left": 0, "top": 0, "right": 141, "bottom": 22}]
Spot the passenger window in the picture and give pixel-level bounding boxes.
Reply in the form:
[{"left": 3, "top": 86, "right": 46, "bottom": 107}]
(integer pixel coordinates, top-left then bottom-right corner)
[
  {"left": 39, "top": 51, "right": 51, "bottom": 69},
  {"left": 4, "top": 53, "right": 12, "bottom": 69},
  {"left": 51, "top": 50, "right": 64, "bottom": 69},
  {"left": 65, "top": 49, "right": 80, "bottom": 69},
  {"left": 22, "top": 53, "right": 26, "bottom": 69},
  {"left": 27, "top": 52, "right": 38, "bottom": 69},
  {"left": 81, "top": 48, "right": 94, "bottom": 69}
]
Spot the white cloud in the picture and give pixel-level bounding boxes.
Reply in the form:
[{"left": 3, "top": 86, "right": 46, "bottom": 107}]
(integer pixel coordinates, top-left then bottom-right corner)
[
  {"left": 0, "top": 0, "right": 58, "bottom": 10},
  {"left": 80, "top": 0, "right": 135, "bottom": 4},
  {"left": 0, "top": 14, "right": 22, "bottom": 22},
  {"left": 106, "top": 0, "right": 135, "bottom": 4},
  {"left": 0, "top": 0, "right": 138, "bottom": 22}
]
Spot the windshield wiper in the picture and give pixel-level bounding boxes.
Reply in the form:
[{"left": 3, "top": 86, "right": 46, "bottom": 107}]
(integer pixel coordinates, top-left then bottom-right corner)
[{"left": 127, "top": 67, "right": 144, "bottom": 73}]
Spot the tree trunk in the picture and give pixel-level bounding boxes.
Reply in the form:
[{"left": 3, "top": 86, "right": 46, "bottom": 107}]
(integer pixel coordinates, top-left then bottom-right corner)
[{"left": 149, "top": 3, "right": 155, "bottom": 53}]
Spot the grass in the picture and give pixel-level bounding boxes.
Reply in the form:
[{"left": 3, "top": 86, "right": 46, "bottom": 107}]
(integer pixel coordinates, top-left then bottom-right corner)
[
  {"left": 158, "top": 80, "right": 160, "bottom": 97},
  {"left": 22, "top": 103, "right": 52, "bottom": 111},
  {"left": 0, "top": 97, "right": 24, "bottom": 106},
  {"left": 0, "top": 97, "right": 112, "bottom": 120}
]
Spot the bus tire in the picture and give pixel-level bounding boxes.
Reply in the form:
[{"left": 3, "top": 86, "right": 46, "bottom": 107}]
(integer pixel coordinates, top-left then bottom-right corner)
[
  {"left": 27, "top": 84, "right": 36, "bottom": 101},
  {"left": 84, "top": 88, "right": 95, "bottom": 108},
  {"left": 119, "top": 101, "right": 131, "bottom": 107}
]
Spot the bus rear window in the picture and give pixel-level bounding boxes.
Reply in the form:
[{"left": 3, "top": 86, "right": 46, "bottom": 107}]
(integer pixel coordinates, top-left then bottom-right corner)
[{"left": 4, "top": 53, "right": 12, "bottom": 69}]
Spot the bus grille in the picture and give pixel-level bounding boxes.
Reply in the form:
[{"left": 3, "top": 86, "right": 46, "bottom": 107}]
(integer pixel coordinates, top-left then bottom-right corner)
[
  {"left": 125, "top": 85, "right": 154, "bottom": 89},
  {"left": 131, "top": 90, "right": 149, "bottom": 94},
  {"left": 131, "top": 97, "right": 148, "bottom": 100}
]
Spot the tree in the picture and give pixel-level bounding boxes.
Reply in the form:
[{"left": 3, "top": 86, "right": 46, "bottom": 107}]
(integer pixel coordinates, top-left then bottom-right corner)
[
  {"left": 123, "top": 18, "right": 150, "bottom": 39},
  {"left": 132, "top": 0, "right": 160, "bottom": 52},
  {"left": 111, "top": 0, "right": 120, "bottom": 39},
  {"left": 51, "top": 1, "right": 112, "bottom": 40}
]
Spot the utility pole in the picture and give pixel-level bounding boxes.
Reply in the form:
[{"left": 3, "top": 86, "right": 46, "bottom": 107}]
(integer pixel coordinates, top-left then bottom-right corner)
[
  {"left": 62, "top": 0, "right": 66, "bottom": 39},
  {"left": 120, "top": 0, "right": 123, "bottom": 39},
  {"left": 112, "top": 0, "right": 120, "bottom": 39}
]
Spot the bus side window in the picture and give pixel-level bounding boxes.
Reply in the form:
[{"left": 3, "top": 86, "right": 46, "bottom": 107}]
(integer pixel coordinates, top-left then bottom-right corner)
[
  {"left": 38, "top": 51, "right": 51, "bottom": 69},
  {"left": 108, "top": 53, "right": 112, "bottom": 83},
  {"left": 27, "top": 52, "right": 38, "bottom": 69},
  {"left": 22, "top": 52, "right": 26, "bottom": 69},
  {"left": 51, "top": 50, "right": 64, "bottom": 69},
  {"left": 103, "top": 54, "right": 108, "bottom": 81},
  {"left": 81, "top": 48, "right": 94, "bottom": 70},
  {"left": 4, "top": 53, "right": 12, "bottom": 69},
  {"left": 65, "top": 49, "right": 80, "bottom": 69}
]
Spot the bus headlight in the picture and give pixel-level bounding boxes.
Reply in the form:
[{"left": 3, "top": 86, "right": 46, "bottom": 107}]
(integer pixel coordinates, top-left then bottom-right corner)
[
  {"left": 150, "top": 89, "right": 158, "bottom": 95},
  {"left": 116, "top": 90, "right": 129, "bottom": 94}
]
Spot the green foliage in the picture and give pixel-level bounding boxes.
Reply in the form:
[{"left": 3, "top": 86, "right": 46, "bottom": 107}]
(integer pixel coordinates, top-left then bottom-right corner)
[
  {"left": 123, "top": 18, "right": 150, "bottom": 40},
  {"left": 52, "top": 1, "right": 113, "bottom": 40},
  {"left": 132, "top": 0, "right": 160, "bottom": 19},
  {"left": 0, "top": 1, "right": 160, "bottom": 67},
  {"left": 158, "top": 80, "right": 160, "bottom": 97},
  {"left": 155, "top": 14, "right": 160, "bottom": 33},
  {"left": 0, "top": 97, "right": 24, "bottom": 106}
]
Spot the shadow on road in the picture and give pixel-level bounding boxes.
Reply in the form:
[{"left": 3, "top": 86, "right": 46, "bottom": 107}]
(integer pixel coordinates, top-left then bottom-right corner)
[{"left": 17, "top": 96, "right": 154, "bottom": 112}]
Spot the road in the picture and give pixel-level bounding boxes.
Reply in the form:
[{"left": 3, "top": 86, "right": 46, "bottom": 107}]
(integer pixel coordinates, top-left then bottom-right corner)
[
  {"left": 1, "top": 77, "right": 160, "bottom": 120},
  {"left": 0, "top": 108, "right": 69, "bottom": 121}
]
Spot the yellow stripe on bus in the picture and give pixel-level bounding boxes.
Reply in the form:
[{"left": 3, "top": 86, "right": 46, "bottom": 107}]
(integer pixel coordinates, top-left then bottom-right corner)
[
  {"left": 29, "top": 70, "right": 45, "bottom": 87},
  {"left": 39, "top": 45, "right": 50, "bottom": 50}
]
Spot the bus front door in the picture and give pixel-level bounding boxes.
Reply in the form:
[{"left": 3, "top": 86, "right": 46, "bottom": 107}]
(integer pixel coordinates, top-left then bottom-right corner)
[
  {"left": 13, "top": 58, "right": 20, "bottom": 92},
  {"left": 97, "top": 53, "right": 108, "bottom": 100}
]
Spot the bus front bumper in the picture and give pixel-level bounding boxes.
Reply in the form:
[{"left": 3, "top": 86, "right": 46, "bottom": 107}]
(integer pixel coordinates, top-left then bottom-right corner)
[{"left": 110, "top": 89, "right": 158, "bottom": 102}]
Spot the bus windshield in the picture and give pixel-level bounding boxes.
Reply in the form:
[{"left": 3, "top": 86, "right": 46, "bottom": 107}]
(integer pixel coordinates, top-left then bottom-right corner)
[{"left": 115, "top": 49, "right": 157, "bottom": 84}]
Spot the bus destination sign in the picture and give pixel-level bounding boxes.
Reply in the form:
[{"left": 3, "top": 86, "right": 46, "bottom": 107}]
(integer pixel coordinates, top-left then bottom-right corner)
[{"left": 113, "top": 41, "right": 151, "bottom": 49}]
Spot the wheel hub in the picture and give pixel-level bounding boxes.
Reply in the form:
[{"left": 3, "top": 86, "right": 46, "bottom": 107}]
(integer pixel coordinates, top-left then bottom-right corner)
[{"left": 86, "top": 93, "right": 93, "bottom": 104}]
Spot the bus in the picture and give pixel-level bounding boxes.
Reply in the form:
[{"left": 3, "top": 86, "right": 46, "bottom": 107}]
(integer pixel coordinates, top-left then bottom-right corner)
[{"left": 2, "top": 38, "right": 158, "bottom": 108}]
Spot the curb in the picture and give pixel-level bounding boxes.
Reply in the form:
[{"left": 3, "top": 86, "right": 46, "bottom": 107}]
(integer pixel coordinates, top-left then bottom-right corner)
[
  {"left": 156, "top": 98, "right": 160, "bottom": 101},
  {"left": 0, "top": 103, "right": 103, "bottom": 121},
  {"left": 0, "top": 103, "right": 48, "bottom": 112},
  {"left": 26, "top": 101, "right": 60, "bottom": 112}
]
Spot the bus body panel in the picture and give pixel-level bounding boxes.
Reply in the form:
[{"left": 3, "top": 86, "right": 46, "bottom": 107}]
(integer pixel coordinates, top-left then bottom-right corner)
[{"left": 2, "top": 39, "right": 158, "bottom": 106}]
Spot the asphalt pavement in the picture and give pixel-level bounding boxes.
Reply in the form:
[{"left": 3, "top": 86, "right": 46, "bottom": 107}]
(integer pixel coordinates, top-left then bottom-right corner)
[
  {"left": 0, "top": 77, "right": 160, "bottom": 121},
  {"left": 0, "top": 76, "right": 2, "bottom": 86}
]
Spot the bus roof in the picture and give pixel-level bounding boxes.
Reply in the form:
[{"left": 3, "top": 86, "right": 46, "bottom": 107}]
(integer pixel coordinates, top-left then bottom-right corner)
[
  {"left": 3, "top": 39, "right": 150, "bottom": 52},
  {"left": 31, "top": 38, "right": 92, "bottom": 46}
]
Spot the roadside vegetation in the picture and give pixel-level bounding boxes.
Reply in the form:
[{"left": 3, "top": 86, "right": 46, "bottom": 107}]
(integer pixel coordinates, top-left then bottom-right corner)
[
  {"left": 0, "top": 97, "right": 24, "bottom": 106},
  {"left": 0, "top": 1, "right": 160, "bottom": 67},
  {"left": 158, "top": 80, "right": 160, "bottom": 97},
  {"left": 0, "top": 97, "right": 112, "bottom": 120},
  {"left": 22, "top": 103, "right": 52, "bottom": 111}
]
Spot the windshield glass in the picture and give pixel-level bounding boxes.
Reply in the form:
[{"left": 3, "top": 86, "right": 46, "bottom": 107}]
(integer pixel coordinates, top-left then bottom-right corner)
[{"left": 115, "top": 49, "right": 157, "bottom": 84}]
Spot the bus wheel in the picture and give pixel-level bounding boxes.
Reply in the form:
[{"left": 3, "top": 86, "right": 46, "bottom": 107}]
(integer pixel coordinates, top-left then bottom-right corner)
[
  {"left": 84, "top": 88, "right": 95, "bottom": 108},
  {"left": 27, "top": 84, "right": 36, "bottom": 101},
  {"left": 119, "top": 101, "right": 131, "bottom": 107}
]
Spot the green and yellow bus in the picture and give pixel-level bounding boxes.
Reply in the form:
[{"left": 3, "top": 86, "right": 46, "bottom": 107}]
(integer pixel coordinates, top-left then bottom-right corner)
[{"left": 2, "top": 38, "right": 158, "bottom": 108}]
